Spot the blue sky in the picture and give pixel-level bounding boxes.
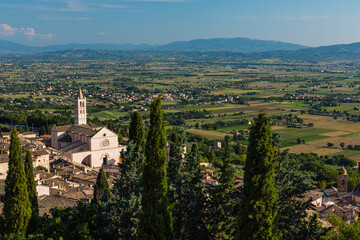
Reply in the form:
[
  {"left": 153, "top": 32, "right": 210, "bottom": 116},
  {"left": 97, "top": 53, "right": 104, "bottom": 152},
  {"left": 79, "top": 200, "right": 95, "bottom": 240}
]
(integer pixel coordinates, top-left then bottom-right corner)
[{"left": 0, "top": 0, "right": 359, "bottom": 47}]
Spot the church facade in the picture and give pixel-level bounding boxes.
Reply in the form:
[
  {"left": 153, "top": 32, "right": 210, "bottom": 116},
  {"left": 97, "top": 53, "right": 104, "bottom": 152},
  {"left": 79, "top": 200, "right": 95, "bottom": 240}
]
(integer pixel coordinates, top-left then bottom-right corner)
[{"left": 51, "top": 87, "right": 125, "bottom": 168}]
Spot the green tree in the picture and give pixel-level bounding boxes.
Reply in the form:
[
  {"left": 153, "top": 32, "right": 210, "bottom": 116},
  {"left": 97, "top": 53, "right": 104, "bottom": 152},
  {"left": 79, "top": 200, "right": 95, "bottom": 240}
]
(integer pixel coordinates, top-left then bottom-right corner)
[
  {"left": 324, "top": 214, "right": 360, "bottom": 240},
  {"left": 24, "top": 150, "right": 38, "bottom": 215},
  {"left": 24, "top": 150, "right": 40, "bottom": 236},
  {"left": 139, "top": 96, "right": 174, "bottom": 240},
  {"left": 93, "top": 168, "right": 109, "bottom": 205},
  {"left": 25, "top": 121, "right": 29, "bottom": 132},
  {"left": 167, "top": 130, "right": 186, "bottom": 238},
  {"left": 182, "top": 143, "right": 209, "bottom": 239},
  {"left": 38, "top": 126, "right": 46, "bottom": 136},
  {"left": 340, "top": 142, "right": 345, "bottom": 149},
  {"left": 129, "top": 111, "right": 145, "bottom": 151},
  {"left": 4, "top": 128, "right": 31, "bottom": 234},
  {"left": 276, "top": 150, "right": 325, "bottom": 239},
  {"left": 101, "top": 141, "right": 145, "bottom": 239},
  {"left": 208, "top": 137, "right": 237, "bottom": 239},
  {"left": 118, "top": 133, "right": 123, "bottom": 144},
  {"left": 238, "top": 113, "right": 278, "bottom": 240}
]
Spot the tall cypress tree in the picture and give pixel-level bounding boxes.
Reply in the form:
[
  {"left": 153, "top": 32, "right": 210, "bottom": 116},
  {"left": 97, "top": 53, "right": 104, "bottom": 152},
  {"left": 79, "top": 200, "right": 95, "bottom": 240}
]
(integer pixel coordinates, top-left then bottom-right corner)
[
  {"left": 182, "top": 143, "right": 209, "bottom": 240},
  {"left": 238, "top": 113, "right": 278, "bottom": 240},
  {"left": 208, "top": 137, "right": 237, "bottom": 239},
  {"left": 103, "top": 141, "right": 145, "bottom": 239},
  {"left": 167, "top": 130, "right": 186, "bottom": 238},
  {"left": 129, "top": 111, "right": 145, "bottom": 151},
  {"left": 25, "top": 150, "right": 38, "bottom": 215},
  {"left": 25, "top": 150, "right": 40, "bottom": 236},
  {"left": 139, "top": 96, "right": 174, "bottom": 240},
  {"left": 4, "top": 128, "right": 31, "bottom": 234},
  {"left": 93, "top": 168, "right": 110, "bottom": 204}
]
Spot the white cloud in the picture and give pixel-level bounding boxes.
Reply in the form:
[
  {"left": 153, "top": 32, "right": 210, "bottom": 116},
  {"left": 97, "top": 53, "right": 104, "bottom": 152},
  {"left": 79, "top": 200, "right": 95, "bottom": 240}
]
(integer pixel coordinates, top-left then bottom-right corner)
[
  {"left": 0, "top": 23, "right": 54, "bottom": 40},
  {"left": 97, "top": 32, "right": 105, "bottom": 36},
  {"left": 0, "top": 24, "right": 16, "bottom": 36}
]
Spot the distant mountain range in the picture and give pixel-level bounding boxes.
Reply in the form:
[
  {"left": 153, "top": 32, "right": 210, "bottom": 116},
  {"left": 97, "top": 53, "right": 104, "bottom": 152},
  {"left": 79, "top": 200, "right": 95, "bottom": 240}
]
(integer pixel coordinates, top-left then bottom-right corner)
[
  {"left": 0, "top": 37, "right": 307, "bottom": 54},
  {"left": 3, "top": 38, "right": 360, "bottom": 62}
]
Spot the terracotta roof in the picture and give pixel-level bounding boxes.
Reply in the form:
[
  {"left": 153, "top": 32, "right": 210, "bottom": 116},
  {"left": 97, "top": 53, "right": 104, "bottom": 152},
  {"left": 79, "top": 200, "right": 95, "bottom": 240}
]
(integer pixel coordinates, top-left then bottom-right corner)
[
  {"left": 40, "top": 135, "right": 51, "bottom": 138},
  {"left": 55, "top": 124, "right": 101, "bottom": 137},
  {"left": 67, "top": 125, "right": 99, "bottom": 137},
  {"left": 33, "top": 149, "right": 49, "bottom": 157},
  {"left": 301, "top": 189, "right": 323, "bottom": 202},
  {"left": 54, "top": 125, "right": 72, "bottom": 132},
  {"left": 38, "top": 195, "right": 78, "bottom": 215},
  {"left": 62, "top": 189, "right": 91, "bottom": 200},
  {"left": 21, "top": 132, "right": 36, "bottom": 136}
]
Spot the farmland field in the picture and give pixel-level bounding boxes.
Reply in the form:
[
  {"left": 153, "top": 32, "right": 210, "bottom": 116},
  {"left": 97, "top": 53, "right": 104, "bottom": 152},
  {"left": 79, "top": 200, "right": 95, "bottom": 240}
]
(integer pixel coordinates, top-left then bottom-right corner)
[{"left": 2, "top": 53, "right": 360, "bottom": 161}]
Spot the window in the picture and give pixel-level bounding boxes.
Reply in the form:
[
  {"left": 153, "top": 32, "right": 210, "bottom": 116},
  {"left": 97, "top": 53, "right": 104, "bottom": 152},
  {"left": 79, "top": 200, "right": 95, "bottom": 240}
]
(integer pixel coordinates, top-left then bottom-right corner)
[{"left": 103, "top": 155, "right": 108, "bottom": 165}]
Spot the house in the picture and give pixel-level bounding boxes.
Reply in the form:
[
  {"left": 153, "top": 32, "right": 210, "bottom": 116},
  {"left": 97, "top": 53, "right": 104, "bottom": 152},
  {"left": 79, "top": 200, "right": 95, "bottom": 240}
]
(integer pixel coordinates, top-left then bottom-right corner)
[
  {"left": 301, "top": 189, "right": 323, "bottom": 207},
  {"left": 32, "top": 149, "right": 50, "bottom": 171},
  {"left": 0, "top": 155, "right": 9, "bottom": 180}
]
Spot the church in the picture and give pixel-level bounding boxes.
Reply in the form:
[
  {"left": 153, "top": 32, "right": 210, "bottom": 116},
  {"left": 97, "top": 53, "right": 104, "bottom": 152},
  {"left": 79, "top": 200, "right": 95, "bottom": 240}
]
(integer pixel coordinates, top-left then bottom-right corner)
[{"left": 51, "top": 87, "right": 125, "bottom": 168}]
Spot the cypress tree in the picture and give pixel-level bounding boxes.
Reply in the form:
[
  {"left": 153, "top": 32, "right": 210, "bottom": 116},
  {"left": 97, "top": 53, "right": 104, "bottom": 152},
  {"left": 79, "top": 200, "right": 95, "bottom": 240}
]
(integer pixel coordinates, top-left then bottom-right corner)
[
  {"left": 276, "top": 150, "right": 325, "bottom": 239},
  {"left": 93, "top": 168, "right": 109, "bottom": 204},
  {"left": 208, "top": 137, "right": 237, "bottom": 239},
  {"left": 4, "top": 128, "right": 31, "bottom": 234},
  {"left": 102, "top": 141, "right": 145, "bottom": 239},
  {"left": 182, "top": 143, "right": 209, "bottom": 239},
  {"left": 25, "top": 150, "right": 41, "bottom": 236},
  {"left": 238, "top": 113, "right": 278, "bottom": 240},
  {"left": 129, "top": 111, "right": 145, "bottom": 151},
  {"left": 25, "top": 150, "right": 38, "bottom": 215},
  {"left": 167, "top": 130, "right": 186, "bottom": 238},
  {"left": 139, "top": 96, "right": 174, "bottom": 240}
]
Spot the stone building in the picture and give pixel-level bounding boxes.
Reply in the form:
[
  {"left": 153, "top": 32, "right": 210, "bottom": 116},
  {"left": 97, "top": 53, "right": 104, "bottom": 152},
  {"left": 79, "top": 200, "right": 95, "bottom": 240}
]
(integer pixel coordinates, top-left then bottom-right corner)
[
  {"left": 337, "top": 167, "right": 348, "bottom": 193},
  {"left": 51, "top": 87, "right": 125, "bottom": 167},
  {"left": 32, "top": 149, "right": 50, "bottom": 171}
]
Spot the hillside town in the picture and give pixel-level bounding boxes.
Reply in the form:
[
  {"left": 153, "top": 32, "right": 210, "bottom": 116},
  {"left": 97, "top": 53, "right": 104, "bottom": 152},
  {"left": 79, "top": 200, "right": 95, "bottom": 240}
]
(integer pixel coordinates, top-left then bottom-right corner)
[{"left": 0, "top": 88, "right": 360, "bottom": 232}]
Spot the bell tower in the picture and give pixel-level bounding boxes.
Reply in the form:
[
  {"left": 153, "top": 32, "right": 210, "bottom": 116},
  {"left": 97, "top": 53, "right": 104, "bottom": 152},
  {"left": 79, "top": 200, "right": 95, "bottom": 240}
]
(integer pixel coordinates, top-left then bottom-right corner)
[
  {"left": 337, "top": 167, "right": 348, "bottom": 192},
  {"left": 74, "top": 87, "right": 87, "bottom": 125}
]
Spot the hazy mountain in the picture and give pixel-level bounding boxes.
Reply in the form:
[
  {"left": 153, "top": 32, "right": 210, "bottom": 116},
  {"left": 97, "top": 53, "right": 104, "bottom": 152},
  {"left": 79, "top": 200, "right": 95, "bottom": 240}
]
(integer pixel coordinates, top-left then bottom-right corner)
[
  {"left": 0, "top": 40, "right": 154, "bottom": 54},
  {"left": 283, "top": 42, "right": 360, "bottom": 61},
  {"left": 4, "top": 38, "right": 360, "bottom": 63},
  {"left": 0, "top": 38, "right": 307, "bottom": 54},
  {"left": 0, "top": 40, "right": 38, "bottom": 54},
  {"left": 154, "top": 37, "right": 307, "bottom": 52}
]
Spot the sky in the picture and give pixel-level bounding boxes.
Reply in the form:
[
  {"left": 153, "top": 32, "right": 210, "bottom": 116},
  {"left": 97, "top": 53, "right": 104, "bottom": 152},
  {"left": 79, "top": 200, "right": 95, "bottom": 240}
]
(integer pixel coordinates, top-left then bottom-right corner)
[{"left": 0, "top": 0, "right": 360, "bottom": 47}]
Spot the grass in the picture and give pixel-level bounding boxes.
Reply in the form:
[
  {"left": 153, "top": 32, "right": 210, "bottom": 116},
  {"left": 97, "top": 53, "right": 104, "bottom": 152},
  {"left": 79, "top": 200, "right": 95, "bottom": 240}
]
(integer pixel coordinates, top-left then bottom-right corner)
[
  {"left": 188, "top": 128, "right": 231, "bottom": 140},
  {"left": 339, "top": 132, "right": 360, "bottom": 138},
  {"left": 280, "top": 102, "right": 310, "bottom": 107},
  {"left": 90, "top": 110, "right": 126, "bottom": 120},
  {"left": 217, "top": 125, "right": 251, "bottom": 132},
  {"left": 328, "top": 150, "right": 360, "bottom": 158},
  {"left": 275, "top": 127, "right": 333, "bottom": 147}
]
